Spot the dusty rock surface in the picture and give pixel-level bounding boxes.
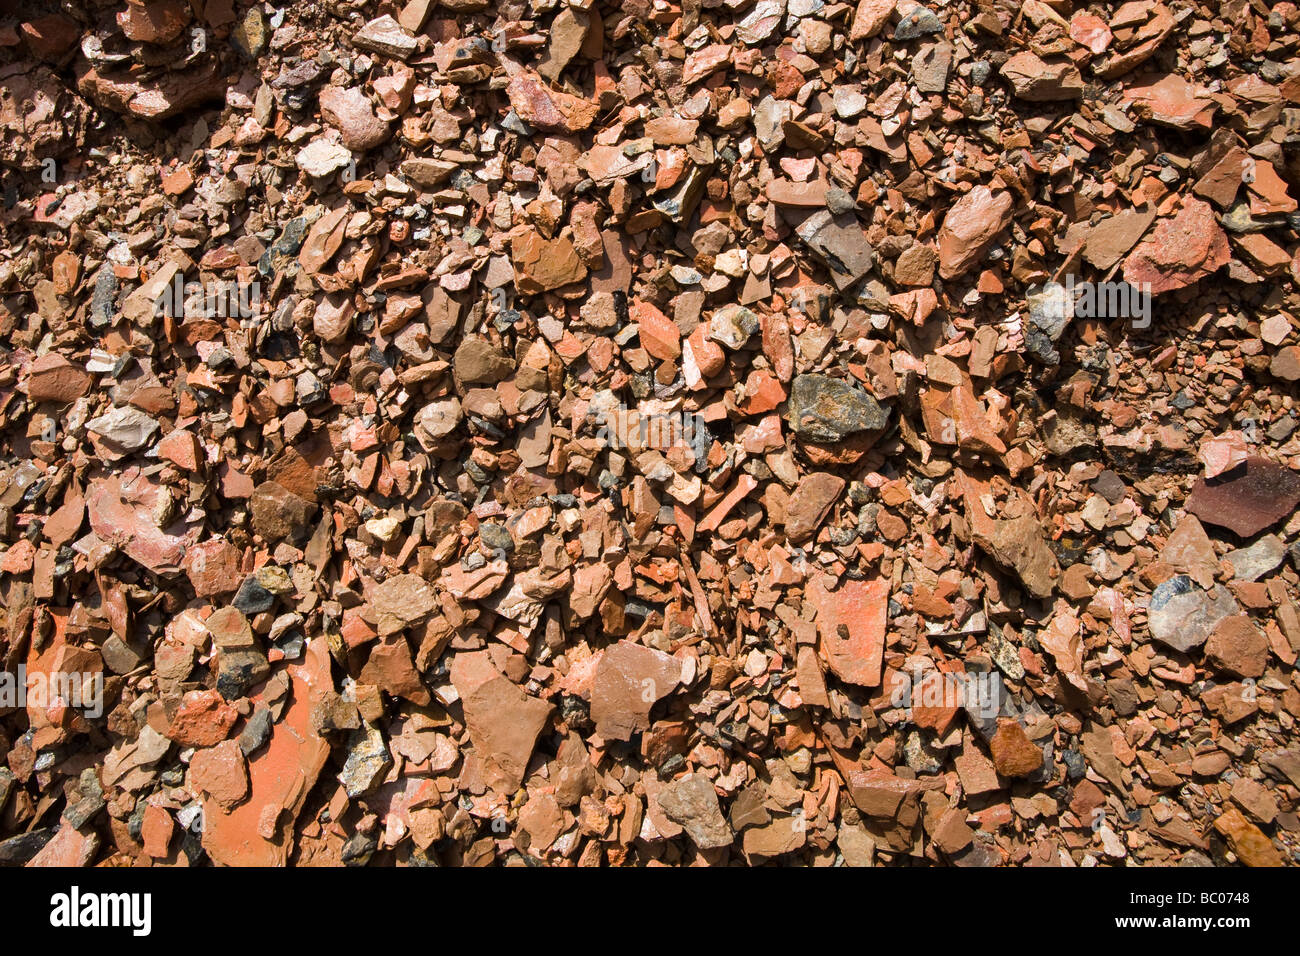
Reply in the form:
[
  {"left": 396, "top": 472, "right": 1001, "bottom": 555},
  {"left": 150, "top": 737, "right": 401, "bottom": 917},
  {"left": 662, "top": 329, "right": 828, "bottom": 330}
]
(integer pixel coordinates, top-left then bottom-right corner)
[{"left": 1, "top": 0, "right": 1299, "bottom": 870}]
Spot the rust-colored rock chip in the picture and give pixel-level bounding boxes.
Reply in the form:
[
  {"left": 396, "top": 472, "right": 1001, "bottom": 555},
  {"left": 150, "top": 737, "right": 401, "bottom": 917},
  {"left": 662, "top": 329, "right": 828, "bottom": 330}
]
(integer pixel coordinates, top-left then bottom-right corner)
[{"left": 6, "top": 0, "right": 1300, "bottom": 874}]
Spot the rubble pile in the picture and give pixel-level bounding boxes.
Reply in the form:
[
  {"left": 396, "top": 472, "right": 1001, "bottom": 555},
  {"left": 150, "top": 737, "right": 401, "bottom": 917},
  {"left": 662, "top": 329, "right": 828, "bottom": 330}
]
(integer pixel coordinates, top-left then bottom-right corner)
[{"left": 1, "top": 0, "right": 1299, "bottom": 867}]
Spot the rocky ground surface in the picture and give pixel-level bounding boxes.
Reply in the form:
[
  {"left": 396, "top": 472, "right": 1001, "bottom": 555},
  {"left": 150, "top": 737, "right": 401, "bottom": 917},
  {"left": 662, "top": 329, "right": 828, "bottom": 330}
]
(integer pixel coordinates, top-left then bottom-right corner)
[{"left": 1, "top": 0, "right": 1299, "bottom": 867}]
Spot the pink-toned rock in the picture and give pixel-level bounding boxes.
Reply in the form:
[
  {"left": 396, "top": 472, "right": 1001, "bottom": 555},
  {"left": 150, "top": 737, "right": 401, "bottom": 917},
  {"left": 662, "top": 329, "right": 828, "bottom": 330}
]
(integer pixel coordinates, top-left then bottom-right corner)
[
  {"left": 26, "top": 353, "right": 92, "bottom": 403},
  {"left": 990, "top": 720, "right": 1043, "bottom": 777},
  {"left": 784, "top": 473, "right": 845, "bottom": 543},
  {"left": 1272, "top": 346, "right": 1300, "bottom": 382},
  {"left": 634, "top": 299, "right": 681, "bottom": 361},
  {"left": 847, "top": 768, "right": 919, "bottom": 818},
  {"left": 1192, "top": 146, "right": 1249, "bottom": 208},
  {"left": 1122, "top": 198, "right": 1229, "bottom": 294},
  {"left": 937, "top": 186, "right": 1014, "bottom": 280},
  {"left": 1093, "top": 3, "right": 1174, "bottom": 79},
  {"left": 1213, "top": 807, "right": 1284, "bottom": 867},
  {"left": 1000, "top": 51, "right": 1084, "bottom": 100},
  {"left": 570, "top": 562, "right": 613, "bottom": 619},
  {"left": 590, "top": 640, "right": 684, "bottom": 741},
  {"left": 159, "top": 428, "right": 202, "bottom": 471},
  {"left": 450, "top": 650, "right": 552, "bottom": 791},
  {"left": 373, "top": 66, "right": 415, "bottom": 112},
  {"left": 796, "top": 645, "right": 830, "bottom": 707},
  {"left": 182, "top": 539, "right": 241, "bottom": 597},
  {"left": 1234, "top": 233, "right": 1291, "bottom": 276},
  {"left": 698, "top": 474, "right": 758, "bottom": 533},
  {"left": 89, "top": 474, "right": 197, "bottom": 574},
  {"left": 1069, "top": 12, "right": 1112, "bottom": 53},
  {"left": 161, "top": 165, "right": 193, "bottom": 196},
  {"left": 1200, "top": 431, "right": 1249, "bottom": 479},
  {"left": 141, "top": 804, "right": 175, "bottom": 858},
  {"left": 77, "top": 60, "right": 228, "bottom": 121},
  {"left": 1121, "top": 73, "right": 1216, "bottom": 129},
  {"left": 766, "top": 178, "right": 828, "bottom": 206},
  {"left": 519, "top": 791, "right": 565, "bottom": 851},
  {"left": 893, "top": 243, "right": 937, "bottom": 286},
  {"left": 1204, "top": 615, "right": 1269, "bottom": 679},
  {"left": 506, "top": 71, "right": 598, "bottom": 132},
  {"left": 440, "top": 558, "right": 509, "bottom": 601},
  {"left": 359, "top": 635, "right": 431, "bottom": 705},
  {"left": 684, "top": 324, "right": 725, "bottom": 386},
  {"left": 319, "top": 86, "right": 393, "bottom": 152},
  {"left": 645, "top": 116, "right": 698, "bottom": 145},
  {"left": 682, "top": 44, "right": 731, "bottom": 84},
  {"left": 19, "top": 15, "right": 80, "bottom": 60},
  {"left": 28, "top": 824, "right": 99, "bottom": 867},
  {"left": 806, "top": 575, "right": 888, "bottom": 687},
  {"left": 955, "top": 748, "right": 1001, "bottom": 795},
  {"left": 1247, "top": 160, "right": 1297, "bottom": 216},
  {"left": 850, "top": 0, "right": 896, "bottom": 40},
  {"left": 910, "top": 669, "right": 963, "bottom": 735},
  {"left": 370, "top": 573, "right": 437, "bottom": 636},
  {"left": 190, "top": 739, "right": 250, "bottom": 810},
  {"left": 206, "top": 606, "right": 255, "bottom": 649},
  {"left": 117, "top": 0, "right": 190, "bottom": 45}
]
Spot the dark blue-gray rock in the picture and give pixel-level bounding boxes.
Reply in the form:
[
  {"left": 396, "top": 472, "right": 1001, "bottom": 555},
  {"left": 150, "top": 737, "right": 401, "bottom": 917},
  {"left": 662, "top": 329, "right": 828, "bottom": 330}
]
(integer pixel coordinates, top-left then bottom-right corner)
[
  {"left": 502, "top": 111, "right": 532, "bottom": 135},
  {"left": 258, "top": 216, "right": 310, "bottom": 278},
  {"left": 233, "top": 576, "right": 275, "bottom": 615},
  {"left": 825, "top": 187, "right": 857, "bottom": 215},
  {"left": 216, "top": 647, "right": 270, "bottom": 700},
  {"left": 1092, "top": 469, "right": 1127, "bottom": 504},
  {"left": 1222, "top": 201, "right": 1288, "bottom": 233},
  {"left": 653, "top": 166, "right": 706, "bottom": 223},
  {"left": 479, "top": 522, "right": 514, "bottom": 554},
  {"left": 90, "top": 265, "right": 119, "bottom": 328},
  {"left": 0, "top": 767, "right": 12, "bottom": 817},
  {"left": 0, "top": 828, "right": 55, "bottom": 865},
  {"left": 894, "top": 6, "right": 943, "bottom": 39},
  {"left": 962, "top": 667, "right": 1008, "bottom": 743},
  {"left": 787, "top": 373, "right": 889, "bottom": 442},
  {"left": 1147, "top": 575, "right": 1238, "bottom": 652},
  {"left": 341, "top": 830, "right": 379, "bottom": 866},
  {"left": 296, "top": 371, "right": 327, "bottom": 405},
  {"left": 62, "top": 769, "right": 105, "bottom": 828},
  {"left": 902, "top": 728, "right": 944, "bottom": 774},
  {"left": 1062, "top": 748, "right": 1086, "bottom": 781},
  {"left": 239, "top": 706, "right": 273, "bottom": 756},
  {"left": 1025, "top": 281, "right": 1073, "bottom": 364}
]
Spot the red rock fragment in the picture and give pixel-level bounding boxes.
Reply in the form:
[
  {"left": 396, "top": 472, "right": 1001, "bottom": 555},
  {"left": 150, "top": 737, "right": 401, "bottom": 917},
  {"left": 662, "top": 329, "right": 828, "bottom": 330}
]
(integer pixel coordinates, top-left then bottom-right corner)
[
  {"left": 1122, "top": 198, "right": 1229, "bottom": 294},
  {"left": 450, "top": 651, "right": 552, "bottom": 792},
  {"left": 168, "top": 690, "right": 238, "bottom": 747},
  {"left": 989, "top": 721, "right": 1043, "bottom": 778},
  {"left": 937, "top": 186, "right": 1014, "bottom": 280},
  {"left": 806, "top": 575, "right": 888, "bottom": 688},
  {"left": 201, "top": 640, "right": 333, "bottom": 866},
  {"left": 590, "top": 640, "right": 684, "bottom": 741},
  {"left": 26, "top": 354, "right": 92, "bottom": 404},
  {"left": 190, "top": 739, "right": 250, "bottom": 810},
  {"left": 506, "top": 72, "right": 598, "bottom": 132}
]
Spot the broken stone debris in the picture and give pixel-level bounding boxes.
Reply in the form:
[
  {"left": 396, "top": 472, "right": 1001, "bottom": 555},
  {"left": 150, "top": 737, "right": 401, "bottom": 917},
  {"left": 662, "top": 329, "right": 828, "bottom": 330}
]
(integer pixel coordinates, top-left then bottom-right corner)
[{"left": 0, "top": 0, "right": 1299, "bottom": 872}]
